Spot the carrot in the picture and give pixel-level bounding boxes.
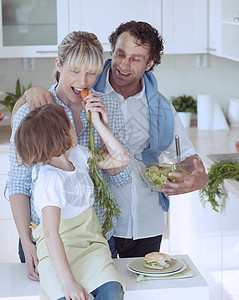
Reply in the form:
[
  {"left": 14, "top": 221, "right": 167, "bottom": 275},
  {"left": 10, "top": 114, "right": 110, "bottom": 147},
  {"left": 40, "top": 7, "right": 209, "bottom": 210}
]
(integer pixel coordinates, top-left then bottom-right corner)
[
  {"left": 80, "top": 89, "right": 88, "bottom": 103},
  {"left": 80, "top": 88, "right": 120, "bottom": 236}
]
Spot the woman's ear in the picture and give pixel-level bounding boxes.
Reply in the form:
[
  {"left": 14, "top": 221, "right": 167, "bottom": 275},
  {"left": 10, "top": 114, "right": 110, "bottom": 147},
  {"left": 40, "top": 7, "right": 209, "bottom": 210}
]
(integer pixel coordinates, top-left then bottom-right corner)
[
  {"left": 146, "top": 60, "right": 154, "bottom": 72},
  {"left": 55, "top": 58, "right": 61, "bottom": 72}
]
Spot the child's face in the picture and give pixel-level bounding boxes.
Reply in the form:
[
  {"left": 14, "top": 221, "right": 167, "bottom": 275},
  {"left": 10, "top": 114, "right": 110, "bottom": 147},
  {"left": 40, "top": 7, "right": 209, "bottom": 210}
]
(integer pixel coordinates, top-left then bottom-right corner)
[
  {"left": 55, "top": 58, "right": 97, "bottom": 105},
  {"left": 70, "top": 124, "right": 78, "bottom": 147}
]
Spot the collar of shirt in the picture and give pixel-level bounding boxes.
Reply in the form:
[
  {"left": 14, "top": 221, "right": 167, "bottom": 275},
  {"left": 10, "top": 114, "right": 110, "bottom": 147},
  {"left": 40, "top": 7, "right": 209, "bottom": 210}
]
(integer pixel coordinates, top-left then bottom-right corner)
[{"left": 104, "top": 68, "right": 148, "bottom": 106}]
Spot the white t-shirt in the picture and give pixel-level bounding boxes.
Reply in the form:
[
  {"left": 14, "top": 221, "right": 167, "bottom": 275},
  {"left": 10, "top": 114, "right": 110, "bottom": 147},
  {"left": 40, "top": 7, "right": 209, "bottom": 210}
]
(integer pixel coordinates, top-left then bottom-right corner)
[
  {"left": 105, "top": 73, "right": 196, "bottom": 239},
  {"left": 34, "top": 145, "right": 94, "bottom": 220}
]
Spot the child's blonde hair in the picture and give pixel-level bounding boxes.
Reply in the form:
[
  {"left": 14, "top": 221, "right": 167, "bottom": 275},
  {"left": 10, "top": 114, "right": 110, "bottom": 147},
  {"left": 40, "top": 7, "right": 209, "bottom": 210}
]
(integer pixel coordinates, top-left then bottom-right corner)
[
  {"left": 15, "top": 104, "right": 73, "bottom": 166},
  {"left": 54, "top": 31, "right": 103, "bottom": 82}
]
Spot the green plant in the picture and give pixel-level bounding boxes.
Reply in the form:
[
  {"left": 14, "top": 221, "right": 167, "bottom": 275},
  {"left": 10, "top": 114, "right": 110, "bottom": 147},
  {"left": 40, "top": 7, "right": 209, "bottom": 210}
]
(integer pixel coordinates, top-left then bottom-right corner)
[
  {"left": 200, "top": 160, "right": 239, "bottom": 212},
  {"left": 0, "top": 79, "right": 32, "bottom": 112},
  {"left": 170, "top": 94, "right": 197, "bottom": 113},
  {"left": 80, "top": 89, "right": 121, "bottom": 237}
]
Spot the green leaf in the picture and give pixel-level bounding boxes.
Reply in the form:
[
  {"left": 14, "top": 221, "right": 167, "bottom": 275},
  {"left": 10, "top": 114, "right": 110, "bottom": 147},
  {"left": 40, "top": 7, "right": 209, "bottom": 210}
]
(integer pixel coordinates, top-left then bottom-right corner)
[
  {"left": 15, "top": 79, "right": 21, "bottom": 97},
  {"left": 200, "top": 160, "right": 239, "bottom": 211},
  {"left": 0, "top": 78, "right": 32, "bottom": 112},
  {"left": 87, "top": 111, "right": 121, "bottom": 237},
  {"left": 170, "top": 95, "right": 197, "bottom": 113}
]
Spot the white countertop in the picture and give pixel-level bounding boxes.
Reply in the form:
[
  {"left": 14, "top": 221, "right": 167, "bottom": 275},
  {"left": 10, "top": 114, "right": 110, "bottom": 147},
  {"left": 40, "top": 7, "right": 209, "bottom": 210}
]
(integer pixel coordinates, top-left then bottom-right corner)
[
  {"left": 1, "top": 126, "right": 239, "bottom": 197},
  {"left": 185, "top": 127, "right": 239, "bottom": 198},
  {"left": 0, "top": 255, "right": 209, "bottom": 300}
]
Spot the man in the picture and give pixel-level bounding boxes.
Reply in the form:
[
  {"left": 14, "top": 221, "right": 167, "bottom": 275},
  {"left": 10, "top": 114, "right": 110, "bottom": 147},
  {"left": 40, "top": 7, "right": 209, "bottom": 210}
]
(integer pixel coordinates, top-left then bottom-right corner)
[{"left": 12, "top": 21, "right": 208, "bottom": 259}]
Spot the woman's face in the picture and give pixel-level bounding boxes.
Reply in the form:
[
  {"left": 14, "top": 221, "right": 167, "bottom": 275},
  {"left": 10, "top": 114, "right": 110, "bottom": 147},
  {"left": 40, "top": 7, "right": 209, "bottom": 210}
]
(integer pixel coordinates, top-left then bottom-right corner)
[{"left": 55, "top": 58, "right": 97, "bottom": 106}]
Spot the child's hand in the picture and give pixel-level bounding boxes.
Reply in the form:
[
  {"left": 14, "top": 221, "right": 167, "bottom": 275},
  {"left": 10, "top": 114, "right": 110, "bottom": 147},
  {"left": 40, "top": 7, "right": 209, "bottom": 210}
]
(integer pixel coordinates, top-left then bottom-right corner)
[
  {"left": 84, "top": 93, "right": 109, "bottom": 128},
  {"left": 62, "top": 279, "right": 88, "bottom": 300}
]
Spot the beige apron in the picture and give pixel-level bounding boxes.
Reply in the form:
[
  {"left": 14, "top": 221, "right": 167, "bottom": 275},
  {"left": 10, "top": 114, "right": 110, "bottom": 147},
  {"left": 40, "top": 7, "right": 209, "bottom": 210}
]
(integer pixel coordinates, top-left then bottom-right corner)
[{"left": 33, "top": 207, "right": 125, "bottom": 300}]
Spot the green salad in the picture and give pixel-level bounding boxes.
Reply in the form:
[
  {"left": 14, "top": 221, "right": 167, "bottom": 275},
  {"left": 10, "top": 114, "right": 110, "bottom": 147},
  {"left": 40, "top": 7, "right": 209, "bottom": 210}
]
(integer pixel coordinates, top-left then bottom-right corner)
[{"left": 141, "top": 165, "right": 189, "bottom": 191}]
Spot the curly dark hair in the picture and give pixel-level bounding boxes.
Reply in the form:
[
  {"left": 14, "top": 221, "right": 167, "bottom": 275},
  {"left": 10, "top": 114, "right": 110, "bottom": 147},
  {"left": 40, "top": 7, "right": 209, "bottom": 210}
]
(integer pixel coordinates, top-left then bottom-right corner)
[{"left": 108, "top": 20, "right": 164, "bottom": 71}]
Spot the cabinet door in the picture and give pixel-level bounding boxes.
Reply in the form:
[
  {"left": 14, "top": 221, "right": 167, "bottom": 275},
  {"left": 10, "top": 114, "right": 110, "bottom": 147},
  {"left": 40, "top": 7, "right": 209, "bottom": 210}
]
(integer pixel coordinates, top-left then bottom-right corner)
[
  {"left": 0, "top": 0, "right": 69, "bottom": 58},
  {"left": 220, "top": 0, "right": 239, "bottom": 62},
  {"left": 208, "top": 0, "right": 222, "bottom": 57},
  {"left": 0, "top": 153, "right": 19, "bottom": 263},
  {"left": 69, "top": 0, "right": 162, "bottom": 51},
  {"left": 162, "top": 0, "right": 208, "bottom": 54},
  {"left": 209, "top": 0, "right": 239, "bottom": 62}
]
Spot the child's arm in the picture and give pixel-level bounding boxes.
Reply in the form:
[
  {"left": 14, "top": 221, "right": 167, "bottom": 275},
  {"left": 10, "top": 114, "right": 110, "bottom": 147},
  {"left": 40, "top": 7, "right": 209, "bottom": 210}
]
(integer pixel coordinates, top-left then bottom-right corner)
[
  {"left": 83, "top": 92, "right": 130, "bottom": 170},
  {"left": 42, "top": 206, "right": 88, "bottom": 300}
]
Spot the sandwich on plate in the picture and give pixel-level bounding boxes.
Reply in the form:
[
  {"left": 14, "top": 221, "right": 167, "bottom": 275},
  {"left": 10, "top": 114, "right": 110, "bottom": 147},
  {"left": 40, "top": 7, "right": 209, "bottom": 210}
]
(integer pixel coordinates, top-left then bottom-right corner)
[{"left": 144, "top": 252, "right": 171, "bottom": 270}]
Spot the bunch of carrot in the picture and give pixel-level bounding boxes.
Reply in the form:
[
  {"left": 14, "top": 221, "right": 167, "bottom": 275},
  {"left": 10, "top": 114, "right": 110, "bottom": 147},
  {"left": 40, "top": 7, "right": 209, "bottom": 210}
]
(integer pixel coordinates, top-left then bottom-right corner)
[{"left": 80, "top": 90, "right": 120, "bottom": 236}]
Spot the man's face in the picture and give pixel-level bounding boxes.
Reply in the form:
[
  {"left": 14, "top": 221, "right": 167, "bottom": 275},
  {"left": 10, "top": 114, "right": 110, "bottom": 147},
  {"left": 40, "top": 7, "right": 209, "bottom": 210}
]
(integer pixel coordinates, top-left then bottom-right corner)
[{"left": 111, "top": 32, "right": 153, "bottom": 90}]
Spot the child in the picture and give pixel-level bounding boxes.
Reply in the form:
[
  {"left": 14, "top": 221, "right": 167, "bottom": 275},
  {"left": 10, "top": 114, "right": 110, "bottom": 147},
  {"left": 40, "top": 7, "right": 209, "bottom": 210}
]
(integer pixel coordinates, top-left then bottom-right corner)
[{"left": 14, "top": 103, "right": 129, "bottom": 300}]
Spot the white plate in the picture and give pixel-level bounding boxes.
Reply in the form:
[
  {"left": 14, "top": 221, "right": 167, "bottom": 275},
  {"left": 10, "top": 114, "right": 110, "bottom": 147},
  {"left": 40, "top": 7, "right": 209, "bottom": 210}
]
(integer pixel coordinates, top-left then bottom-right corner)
[{"left": 127, "top": 258, "right": 186, "bottom": 277}]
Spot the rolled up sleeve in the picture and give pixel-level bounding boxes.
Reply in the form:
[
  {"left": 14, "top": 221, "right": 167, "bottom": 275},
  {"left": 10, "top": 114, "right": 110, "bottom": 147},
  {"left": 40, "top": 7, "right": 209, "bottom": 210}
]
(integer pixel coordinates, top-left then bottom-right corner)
[{"left": 8, "top": 104, "right": 33, "bottom": 197}]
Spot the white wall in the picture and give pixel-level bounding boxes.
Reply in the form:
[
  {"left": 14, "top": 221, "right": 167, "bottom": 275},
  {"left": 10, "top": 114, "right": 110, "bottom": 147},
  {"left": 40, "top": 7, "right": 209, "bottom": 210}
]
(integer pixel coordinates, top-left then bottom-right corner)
[{"left": 0, "top": 53, "right": 239, "bottom": 124}]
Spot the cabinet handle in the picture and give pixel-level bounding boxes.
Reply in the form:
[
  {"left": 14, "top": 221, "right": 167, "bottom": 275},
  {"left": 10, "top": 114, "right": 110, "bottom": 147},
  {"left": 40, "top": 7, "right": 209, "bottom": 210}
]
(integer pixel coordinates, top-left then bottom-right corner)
[
  {"left": 36, "top": 51, "right": 58, "bottom": 53},
  {"left": 206, "top": 47, "right": 216, "bottom": 52}
]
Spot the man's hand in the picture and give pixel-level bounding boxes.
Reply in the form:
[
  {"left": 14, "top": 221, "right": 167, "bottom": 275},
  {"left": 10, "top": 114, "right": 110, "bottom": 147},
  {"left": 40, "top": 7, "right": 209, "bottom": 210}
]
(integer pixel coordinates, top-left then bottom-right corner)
[
  {"left": 161, "top": 158, "right": 208, "bottom": 196},
  {"left": 11, "top": 87, "right": 55, "bottom": 128},
  {"left": 25, "top": 87, "right": 55, "bottom": 110}
]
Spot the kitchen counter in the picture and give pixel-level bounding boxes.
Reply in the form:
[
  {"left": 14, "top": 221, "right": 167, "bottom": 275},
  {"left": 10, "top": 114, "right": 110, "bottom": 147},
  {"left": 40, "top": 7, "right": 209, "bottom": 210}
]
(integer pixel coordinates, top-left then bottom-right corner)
[
  {"left": 0, "top": 255, "right": 209, "bottom": 300},
  {"left": 185, "top": 127, "right": 239, "bottom": 199},
  {"left": 1, "top": 125, "right": 239, "bottom": 197}
]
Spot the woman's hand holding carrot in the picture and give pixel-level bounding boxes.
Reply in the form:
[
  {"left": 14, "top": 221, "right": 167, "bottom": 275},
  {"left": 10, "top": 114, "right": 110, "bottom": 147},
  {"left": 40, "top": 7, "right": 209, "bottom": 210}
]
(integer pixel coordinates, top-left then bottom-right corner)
[{"left": 80, "top": 89, "right": 109, "bottom": 128}]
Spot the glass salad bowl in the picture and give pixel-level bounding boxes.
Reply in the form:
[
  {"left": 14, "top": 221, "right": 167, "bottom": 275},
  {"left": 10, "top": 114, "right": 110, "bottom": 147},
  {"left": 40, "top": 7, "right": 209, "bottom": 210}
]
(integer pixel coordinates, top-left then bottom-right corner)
[{"left": 134, "top": 152, "right": 194, "bottom": 192}]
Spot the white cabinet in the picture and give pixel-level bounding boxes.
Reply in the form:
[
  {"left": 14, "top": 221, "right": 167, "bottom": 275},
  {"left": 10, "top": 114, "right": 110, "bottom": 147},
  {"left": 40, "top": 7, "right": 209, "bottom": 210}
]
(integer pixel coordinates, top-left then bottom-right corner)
[
  {"left": 0, "top": 150, "right": 19, "bottom": 263},
  {"left": 209, "top": 0, "right": 239, "bottom": 62},
  {"left": 162, "top": 0, "right": 208, "bottom": 54},
  {"left": 169, "top": 190, "right": 239, "bottom": 300},
  {"left": 0, "top": 0, "right": 209, "bottom": 57},
  {"left": 0, "top": 0, "right": 69, "bottom": 58},
  {"left": 68, "top": 0, "right": 162, "bottom": 52},
  {"left": 69, "top": 0, "right": 208, "bottom": 54}
]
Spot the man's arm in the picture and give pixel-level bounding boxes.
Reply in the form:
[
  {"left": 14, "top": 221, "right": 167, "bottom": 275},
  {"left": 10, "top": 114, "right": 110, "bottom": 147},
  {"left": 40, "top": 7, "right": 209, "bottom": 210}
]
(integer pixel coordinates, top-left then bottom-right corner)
[{"left": 11, "top": 87, "right": 55, "bottom": 127}]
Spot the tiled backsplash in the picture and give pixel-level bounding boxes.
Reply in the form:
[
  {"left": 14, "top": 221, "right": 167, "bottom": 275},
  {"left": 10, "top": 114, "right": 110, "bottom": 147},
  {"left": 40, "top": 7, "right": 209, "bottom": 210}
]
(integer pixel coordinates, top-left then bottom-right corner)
[{"left": 0, "top": 53, "right": 239, "bottom": 126}]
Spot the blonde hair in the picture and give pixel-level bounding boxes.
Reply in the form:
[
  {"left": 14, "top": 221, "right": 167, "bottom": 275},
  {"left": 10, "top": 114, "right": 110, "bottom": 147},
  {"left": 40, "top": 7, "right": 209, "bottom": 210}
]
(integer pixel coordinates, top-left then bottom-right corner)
[
  {"left": 54, "top": 31, "right": 103, "bottom": 82},
  {"left": 15, "top": 104, "right": 73, "bottom": 166}
]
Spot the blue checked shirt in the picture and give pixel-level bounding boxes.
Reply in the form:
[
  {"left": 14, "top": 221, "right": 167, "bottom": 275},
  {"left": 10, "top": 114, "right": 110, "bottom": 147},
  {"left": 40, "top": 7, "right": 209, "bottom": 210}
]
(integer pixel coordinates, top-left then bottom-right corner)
[{"left": 8, "top": 84, "right": 131, "bottom": 240}]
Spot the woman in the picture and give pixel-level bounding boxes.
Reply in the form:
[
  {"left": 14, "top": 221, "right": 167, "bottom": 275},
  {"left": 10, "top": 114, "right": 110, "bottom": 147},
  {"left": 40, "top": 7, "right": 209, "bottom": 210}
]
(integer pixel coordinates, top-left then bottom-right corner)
[{"left": 8, "top": 31, "right": 130, "bottom": 281}]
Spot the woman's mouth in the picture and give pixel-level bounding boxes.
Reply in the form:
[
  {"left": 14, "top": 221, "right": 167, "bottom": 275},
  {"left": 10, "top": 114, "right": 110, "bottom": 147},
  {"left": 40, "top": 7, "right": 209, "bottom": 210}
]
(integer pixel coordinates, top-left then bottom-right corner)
[{"left": 72, "top": 87, "right": 84, "bottom": 96}]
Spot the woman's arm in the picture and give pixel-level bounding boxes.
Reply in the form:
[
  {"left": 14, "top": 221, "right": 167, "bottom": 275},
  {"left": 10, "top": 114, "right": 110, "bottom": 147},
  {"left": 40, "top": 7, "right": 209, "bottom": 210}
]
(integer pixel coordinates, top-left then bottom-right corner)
[
  {"left": 42, "top": 206, "right": 88, "bottom": 300},
  {"left": 10, "top": 194, "right": 39, "bottom": 281},
  {"left": 84, "top": 93, "right": 130, "bottom": 171},
  {"left": 9, "top": 104, "right": 40, "bottom": 280}
]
